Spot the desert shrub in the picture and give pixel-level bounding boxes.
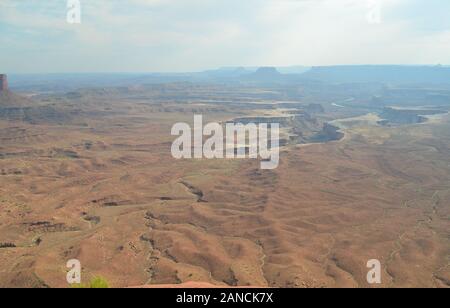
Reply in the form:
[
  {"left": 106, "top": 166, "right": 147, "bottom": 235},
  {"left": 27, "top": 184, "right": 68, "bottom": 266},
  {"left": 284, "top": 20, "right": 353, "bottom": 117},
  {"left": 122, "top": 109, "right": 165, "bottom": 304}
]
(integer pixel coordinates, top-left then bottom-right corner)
[
  {"left": 72, "top": 277, "right": 110, "bottom": 289},
  {"left": 89, "top": 277, "right": 110, "bottom": 288}
]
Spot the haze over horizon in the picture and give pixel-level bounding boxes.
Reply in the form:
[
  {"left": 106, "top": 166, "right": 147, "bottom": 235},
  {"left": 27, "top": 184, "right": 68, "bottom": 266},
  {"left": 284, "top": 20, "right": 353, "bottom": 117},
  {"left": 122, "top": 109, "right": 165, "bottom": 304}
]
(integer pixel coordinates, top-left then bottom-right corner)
[{"left": 1, "top": 0, "right": 450, "bottom": 74}]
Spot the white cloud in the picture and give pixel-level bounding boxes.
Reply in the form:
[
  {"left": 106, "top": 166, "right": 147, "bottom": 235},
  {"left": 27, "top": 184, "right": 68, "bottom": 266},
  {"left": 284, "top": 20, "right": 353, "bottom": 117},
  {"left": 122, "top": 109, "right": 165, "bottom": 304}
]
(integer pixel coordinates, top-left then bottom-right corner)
[{"left": 0, "top": 0, "right": 448, "bottom": 73}]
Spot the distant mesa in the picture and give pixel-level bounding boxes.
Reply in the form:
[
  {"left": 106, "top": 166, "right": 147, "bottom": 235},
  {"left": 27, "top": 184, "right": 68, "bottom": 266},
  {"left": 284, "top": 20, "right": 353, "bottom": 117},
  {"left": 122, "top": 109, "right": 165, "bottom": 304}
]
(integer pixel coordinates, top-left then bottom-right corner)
[
  {"left": 204, "top": 66, "right": 284, "bottom": 82},
  {"left": 0, "top": 74, "right": 8, "bottom": 92},
  {"left": 379, "top": 107, "right": 447, "bottom": 125},
  {"left": 243, "top": 67, "right": 283, "bottom": 82},
  {"left": 306, "top": 103, "right": 325, "bottom": 114},
  {"left": 253, "top": 67, "right": 281, "bottom": 77}
]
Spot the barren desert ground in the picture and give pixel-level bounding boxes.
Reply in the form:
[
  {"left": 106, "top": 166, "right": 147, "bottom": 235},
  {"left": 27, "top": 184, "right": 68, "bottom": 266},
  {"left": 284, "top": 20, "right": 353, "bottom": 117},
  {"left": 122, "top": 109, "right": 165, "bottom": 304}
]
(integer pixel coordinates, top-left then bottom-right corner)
[{"left": 0, "top": 83, "right": 449, "bottom": 288}]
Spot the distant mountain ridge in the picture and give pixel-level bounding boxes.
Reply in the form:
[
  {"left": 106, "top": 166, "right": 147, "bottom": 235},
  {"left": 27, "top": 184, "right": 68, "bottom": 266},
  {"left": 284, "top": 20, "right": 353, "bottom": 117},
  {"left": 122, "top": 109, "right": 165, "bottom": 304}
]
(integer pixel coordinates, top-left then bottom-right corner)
[
  {"left": 8, "top": 65, "right": 450, "bottom": 92},
  {"left": 302, "top": 65, "right": 450, "bottom": 84}
]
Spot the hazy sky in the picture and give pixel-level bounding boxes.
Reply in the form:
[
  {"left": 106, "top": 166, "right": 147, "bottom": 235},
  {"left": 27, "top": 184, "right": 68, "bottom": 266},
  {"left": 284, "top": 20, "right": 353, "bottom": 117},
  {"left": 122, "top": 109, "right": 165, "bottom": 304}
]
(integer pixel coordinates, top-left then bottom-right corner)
[{"left": 1, "top": 0, "right": 449, "bottom": 73}]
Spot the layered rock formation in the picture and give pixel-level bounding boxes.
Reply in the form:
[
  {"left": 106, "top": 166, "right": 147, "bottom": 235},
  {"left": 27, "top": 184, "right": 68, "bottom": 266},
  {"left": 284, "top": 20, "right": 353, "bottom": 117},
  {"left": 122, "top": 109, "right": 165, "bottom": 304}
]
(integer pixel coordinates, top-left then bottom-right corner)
[{"left": 0, "top": 74, "right": 8, "bottom": 92}]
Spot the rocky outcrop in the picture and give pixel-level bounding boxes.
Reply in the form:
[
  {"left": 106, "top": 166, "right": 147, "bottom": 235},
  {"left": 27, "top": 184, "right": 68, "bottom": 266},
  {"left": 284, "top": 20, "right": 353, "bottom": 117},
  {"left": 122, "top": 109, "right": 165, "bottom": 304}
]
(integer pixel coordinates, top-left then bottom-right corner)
[
  {"left": 379, "top": 107, "right": 446, "bottom": 125},
  {"left": 0, "top": 91, "right": 76, "bottom": 124},
  {"left": 0, "top": 74, "right": 8, "bottom": 92},
  {"left": 305, "top": 103, "right": 325, "bottom": 114},
  {"left": 246, "top": 67, "right": 283, "bottom": 82},
  {"left": 229, "top": 116, "right": 293, "bottom": 126},
  {"left": 305, "top": 123, "right": 344, "bottom": 143}
]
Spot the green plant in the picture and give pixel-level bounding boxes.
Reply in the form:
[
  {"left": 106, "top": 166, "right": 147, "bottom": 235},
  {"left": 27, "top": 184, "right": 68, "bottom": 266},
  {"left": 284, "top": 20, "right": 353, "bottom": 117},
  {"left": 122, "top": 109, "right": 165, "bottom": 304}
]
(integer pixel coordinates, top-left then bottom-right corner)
[{"left": 72, "top": 277, "right": 110, "bottom": 289}]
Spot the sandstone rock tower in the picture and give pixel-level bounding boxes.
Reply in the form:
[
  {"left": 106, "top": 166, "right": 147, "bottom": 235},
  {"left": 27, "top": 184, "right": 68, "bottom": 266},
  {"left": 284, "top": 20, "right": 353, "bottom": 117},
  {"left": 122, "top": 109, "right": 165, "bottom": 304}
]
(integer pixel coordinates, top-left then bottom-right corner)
[{"left": 0, "top": 74, "right": 8, "bottom": 92}]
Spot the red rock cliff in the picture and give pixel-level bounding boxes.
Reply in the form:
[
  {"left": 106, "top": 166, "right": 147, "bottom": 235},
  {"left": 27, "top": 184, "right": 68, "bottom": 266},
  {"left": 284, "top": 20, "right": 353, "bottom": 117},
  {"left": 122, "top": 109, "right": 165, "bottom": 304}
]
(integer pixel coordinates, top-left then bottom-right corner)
[{"left": 0, "top": 74, "right": 8, "bottom": 92}]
